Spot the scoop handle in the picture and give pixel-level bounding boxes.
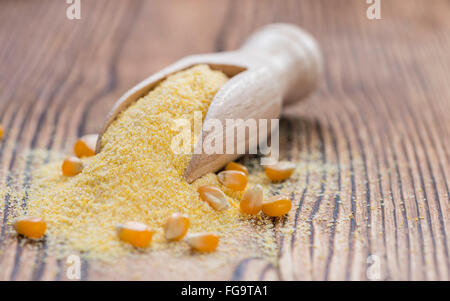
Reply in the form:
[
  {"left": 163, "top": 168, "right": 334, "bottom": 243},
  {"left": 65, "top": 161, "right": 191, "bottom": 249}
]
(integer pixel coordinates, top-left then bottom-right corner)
[{"left": 238, "top": 23, "right": 322, "bottom": 105}]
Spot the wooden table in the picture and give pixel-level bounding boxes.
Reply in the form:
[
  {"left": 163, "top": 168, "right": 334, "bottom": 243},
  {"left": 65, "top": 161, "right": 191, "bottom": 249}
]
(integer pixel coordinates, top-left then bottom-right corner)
[{"left": 0, "top": 0, "right": 448, "bottom": 281}]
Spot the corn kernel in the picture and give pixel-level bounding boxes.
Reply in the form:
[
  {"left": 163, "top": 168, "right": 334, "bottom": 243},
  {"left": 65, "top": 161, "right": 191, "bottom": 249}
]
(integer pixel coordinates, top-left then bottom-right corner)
[
  {"left": 14, "top": 216, "right": 46, "bottom": 239},
  {"left": 198, "top": 186, "right": 230, "bottom": 211},
  {"left": 74, "top": 134, "right": 98, "bottom": 158},
  {"left": 185, "top": 233, "right": 219, "bottom": 252},
  {"left": 265, "top": 161, "right": 296, "bottom": 182},
  {"left": 240, "top": 184, "right": 263, "bottom": 215},
  {"left": 62, "top": 156, "right": 83, "bottom": 177},
  {"left": 225, "top": 162, "right": 248, "bottom": 176},
  {"left": 164, "top": 213, "right": 190, "bottom": 241},
  {"left": 116, "top": 221, "right": 153, "bottom": 248},
  {"left": 217, "top": 170, "right": 247, "bottom": 191},
  {"left": 0, "top": 124, "right": 4, "bottom": 140},
  {"left": 262, "top": 195, "right": 292, "bottom": 217}
]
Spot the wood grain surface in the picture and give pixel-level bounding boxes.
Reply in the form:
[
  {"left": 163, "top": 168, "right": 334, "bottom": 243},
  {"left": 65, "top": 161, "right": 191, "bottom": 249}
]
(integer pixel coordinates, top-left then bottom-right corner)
[{"left": 0, "top": 0, "right": 449, "bottom": 281}]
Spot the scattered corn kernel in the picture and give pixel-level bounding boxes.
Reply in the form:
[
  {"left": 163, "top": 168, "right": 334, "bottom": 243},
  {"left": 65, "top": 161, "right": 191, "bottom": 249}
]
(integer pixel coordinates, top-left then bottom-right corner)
[
  {"left": 0, "top": 124, "right": 4, "bottom": 140},
  {"left": 116, "top": 221, "right": 153, "bottom": 248},
  {"left": 198, "top": 185, "right": 230, "bottom": 211},
  {"left": 73, "top": 134, "right": 98, "bottom": 158},
  {"left": 185, "top": 233, "right": 219, "bottom": 252},
  {"left": 262, "top": 195, "right": 292, "bottom": 217},
  {"left": 225, "top": 162, "right": 248, "bottom": 176},
  {"left": 62, "top": 156, "right": 83, "bottom": 176},
  {"left": 164, "top": 213, "right": 190, "bottom": 241},
  {"left": 217, "top": 170, "right": 247, "bottom": 191},
  {"left": 240, "top": 184, "right": 263, "bottom": 215},
  {"left": 265, "top": 161, "right": 296, "bottom": 182},
  {"left": 14, "top": 216, "right": 46, "bottom": 239}
]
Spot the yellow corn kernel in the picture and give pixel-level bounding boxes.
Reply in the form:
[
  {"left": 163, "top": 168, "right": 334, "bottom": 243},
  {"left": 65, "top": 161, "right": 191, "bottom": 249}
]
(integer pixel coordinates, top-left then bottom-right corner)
[
  {"left": 116, "top": 221, "right": 153, "bottom": 248},
  {"left": 74, "top": 134, "right": 98, "bottom": 158},
  {"left": 225, "top": 161, "right": 248, "bottom": 176},
  {"left": 240, "top": 184, "right": 263, "bottom": 215},
  {"left": 262, "top": 195, "right": 292, "bottom": 217},
  {"left": 198, "top": 185, "right": 230, "bottom": 211},
  {"left": 14, "top": 216, "right": 46, "bottom": 239},
  {"left": 265, "top": 161, "right": 296, "bottom": 182},
  {"left": 217, "top": 170, "right": 247, "bottom": 191},
  {"left": 164, "top": 213, "right": 190, "bottom": 241},
  {"left": 0, "top": 124, "right": 4, "bottom": 140},
  {"left": 185, "top": 233, "right": 219, "bottom": 252},
  {"left": 62, "top": 156, "right": 83, "bottom": 177}
]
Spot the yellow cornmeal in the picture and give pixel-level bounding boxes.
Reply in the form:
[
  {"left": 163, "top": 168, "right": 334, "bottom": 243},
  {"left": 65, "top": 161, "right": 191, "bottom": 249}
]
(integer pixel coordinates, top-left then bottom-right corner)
[{"left": 23, "top": 65, "right": 261, "bottom": 258}]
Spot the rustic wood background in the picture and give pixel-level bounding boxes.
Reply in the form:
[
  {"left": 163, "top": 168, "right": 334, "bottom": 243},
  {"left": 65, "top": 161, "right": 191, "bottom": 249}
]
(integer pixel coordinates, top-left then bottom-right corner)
[{"left": 0, "top": 0, "right": 449, "bottom": 281}]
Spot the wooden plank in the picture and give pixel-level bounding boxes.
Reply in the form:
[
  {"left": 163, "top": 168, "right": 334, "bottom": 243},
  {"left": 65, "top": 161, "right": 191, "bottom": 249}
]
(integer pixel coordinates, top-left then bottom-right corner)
[{"left": 0, "top": 0, "right": 448, "bottom": 280}]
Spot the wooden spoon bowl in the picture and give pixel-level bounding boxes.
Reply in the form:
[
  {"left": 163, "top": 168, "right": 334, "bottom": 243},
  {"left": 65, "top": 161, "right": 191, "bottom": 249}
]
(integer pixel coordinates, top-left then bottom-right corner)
[{"left": 96, "top": 23, "right": 322, "bottom": 182}]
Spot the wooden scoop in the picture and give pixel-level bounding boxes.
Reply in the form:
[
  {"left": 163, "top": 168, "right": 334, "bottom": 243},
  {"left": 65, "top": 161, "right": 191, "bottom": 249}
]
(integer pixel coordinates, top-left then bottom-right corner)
[{"left": 96, "top": 23, "right": 322, "bottom": 183}]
